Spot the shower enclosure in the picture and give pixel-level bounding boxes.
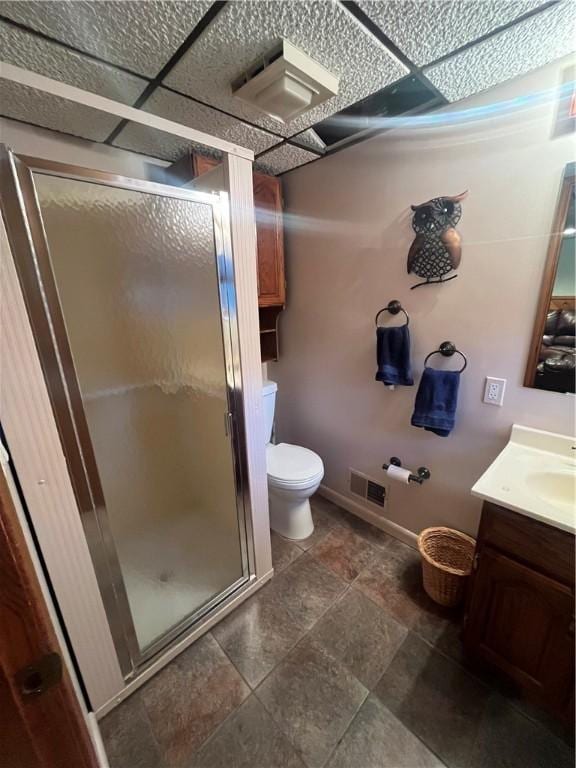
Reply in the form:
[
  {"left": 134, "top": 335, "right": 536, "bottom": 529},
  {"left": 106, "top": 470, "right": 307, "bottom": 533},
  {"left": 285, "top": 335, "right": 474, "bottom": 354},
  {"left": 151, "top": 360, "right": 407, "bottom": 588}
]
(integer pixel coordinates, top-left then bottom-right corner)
[{"left": 0, "top": 148, "right": 258, "bottom": 692}]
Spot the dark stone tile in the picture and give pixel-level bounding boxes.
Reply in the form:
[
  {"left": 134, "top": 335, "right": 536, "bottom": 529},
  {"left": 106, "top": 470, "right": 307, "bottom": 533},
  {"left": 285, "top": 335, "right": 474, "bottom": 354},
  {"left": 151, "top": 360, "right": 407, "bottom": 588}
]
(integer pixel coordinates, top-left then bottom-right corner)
[
  {"left": 327, "top": 695, "right": 446, "bottom": 768},
  {"left": 310, "top": 525, "right": 377, "bottom": 582},
  {"left": 377, "top": 536, "right": 421, "bottom": 579},
  {"left": 271, "top": 530, "right": 303, "bottom": 573},
  {"left": 470, "top": 694, "right": 574, "bottom": 768},
  {"left": 212, "top": 584, "right": 305, "bottom": 688},
  {"left": 354, "top": 538, "right": 467, "bottom": 661},
  {"left": 311, "top": 495, "right": 394, "bottom": 550},
  {"left": 309, "top": 494, "right": 348, "bottom": 523},
  {"left": 509, "top": 696, "right": 575, "bottom": 748},
  {"left": 310, "top": 588, "right": 407, "bottom": 688},
  {"left": 471, "top": 669, "right": 576, "bottom": 749},
  {"left": 344, "top": 515, "right": 393, "bottom": 550},
  {"left": 270, "top": 553, "right": 348, "bottom": 631},
  {"left": 374, "top": 633, "right": 490, "bottom": 768},
  {"left": 412, "top": 594, "right": 465, "bottom": 665},
  {"left": 354, "top": 548, "right": 424, "bottom": 628},
  {"left": 191, "top": 695, "right": 306, "bottom": 768},
  {"left": 140, "top": 633, "right": 249, "bottom": 766},
  {"left": 334, "top": 512, "right": 394, "bottom": 549},
  {"left": 297, "top": 500, "right": 339, "bottom": 551},
  {"left": 100, "top": 692, "right": 164, "bottom": 768},
  {"left": 256, "top": 637, "right": 367, "bottom": 768}
]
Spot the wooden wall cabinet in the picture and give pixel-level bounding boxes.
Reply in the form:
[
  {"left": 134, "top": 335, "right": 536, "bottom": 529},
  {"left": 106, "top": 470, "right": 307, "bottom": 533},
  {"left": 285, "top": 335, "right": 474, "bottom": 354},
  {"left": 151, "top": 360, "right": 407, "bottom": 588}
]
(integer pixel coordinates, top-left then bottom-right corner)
[
  {"left": 253, "top": 173, "right": 285, "bottom": 308},
  {"left": 161, "top": 153, "right": 285, "bottom": 362},
  {"left": 252, "top": 172, "right": 285, "bottom": 363},
  {"left": 463, "top": 502, "right": 575, "bottom": 723}
]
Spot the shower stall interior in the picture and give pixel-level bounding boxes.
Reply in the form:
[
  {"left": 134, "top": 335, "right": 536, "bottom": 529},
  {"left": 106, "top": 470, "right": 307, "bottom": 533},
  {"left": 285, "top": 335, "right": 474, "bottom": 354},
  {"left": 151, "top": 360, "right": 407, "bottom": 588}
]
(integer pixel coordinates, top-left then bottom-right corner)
[{"left": 0, "top": 144, "right": 270, "bottom": 713}]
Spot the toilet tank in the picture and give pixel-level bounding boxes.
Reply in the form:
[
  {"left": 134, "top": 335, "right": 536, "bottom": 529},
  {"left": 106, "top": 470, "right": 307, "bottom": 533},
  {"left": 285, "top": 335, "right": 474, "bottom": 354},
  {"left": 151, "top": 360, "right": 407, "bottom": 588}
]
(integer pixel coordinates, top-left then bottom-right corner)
[{"left": 262, "top": 380, "right": 278, "bottom": 444}]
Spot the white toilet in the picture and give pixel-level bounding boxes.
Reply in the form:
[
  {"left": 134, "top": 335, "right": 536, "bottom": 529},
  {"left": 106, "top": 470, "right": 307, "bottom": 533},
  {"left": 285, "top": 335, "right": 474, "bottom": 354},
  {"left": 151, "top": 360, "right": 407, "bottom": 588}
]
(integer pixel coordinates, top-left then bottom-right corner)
[{"left": 262, "top": 380, "right": 324, "bottom": 540}]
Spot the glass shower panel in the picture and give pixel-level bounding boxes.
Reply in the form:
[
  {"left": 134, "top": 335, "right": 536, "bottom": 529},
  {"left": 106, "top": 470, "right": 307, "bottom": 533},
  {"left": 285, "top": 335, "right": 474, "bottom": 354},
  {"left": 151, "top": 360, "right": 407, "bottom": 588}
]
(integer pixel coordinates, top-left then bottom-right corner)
[{"left": 33, "top": 173, "right": 246, "bottom": 654}]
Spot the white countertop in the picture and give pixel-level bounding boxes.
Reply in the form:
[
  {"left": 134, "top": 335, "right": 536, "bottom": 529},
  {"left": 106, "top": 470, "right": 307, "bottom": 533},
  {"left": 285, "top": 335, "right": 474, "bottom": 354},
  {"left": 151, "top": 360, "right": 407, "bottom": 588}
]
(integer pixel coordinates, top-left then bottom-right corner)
[{"left": 472, "top": 424, "right": 576, "bottom": 534}]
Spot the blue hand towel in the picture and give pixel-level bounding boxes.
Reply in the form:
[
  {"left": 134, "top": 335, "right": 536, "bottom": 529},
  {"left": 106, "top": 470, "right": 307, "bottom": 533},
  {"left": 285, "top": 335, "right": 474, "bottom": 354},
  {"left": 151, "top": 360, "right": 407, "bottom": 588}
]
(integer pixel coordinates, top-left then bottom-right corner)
[
  {"left": 375, "top": 325, "right": 414, "bottom": 387},
  {"left": 411, "top": 367, "right": 460, "bottom": 436}
]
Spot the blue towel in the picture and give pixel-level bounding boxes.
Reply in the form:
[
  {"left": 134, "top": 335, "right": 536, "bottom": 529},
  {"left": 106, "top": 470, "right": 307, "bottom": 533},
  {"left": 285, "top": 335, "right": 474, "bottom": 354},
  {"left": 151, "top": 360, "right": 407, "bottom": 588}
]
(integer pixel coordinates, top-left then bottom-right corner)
[
  {"left": 411, "top": 367, "right": 460, "bottom": 436},
  {"left": 375, "top": 325, "right": 414, "bottom": 387}
]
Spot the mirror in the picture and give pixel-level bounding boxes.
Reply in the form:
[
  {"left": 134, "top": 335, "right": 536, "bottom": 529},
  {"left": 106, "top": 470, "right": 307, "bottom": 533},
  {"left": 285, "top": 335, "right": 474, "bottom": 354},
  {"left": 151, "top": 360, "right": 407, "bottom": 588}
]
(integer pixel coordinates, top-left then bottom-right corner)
[{"left": 525, "top": 163, "right": 575, "bottom": 394}]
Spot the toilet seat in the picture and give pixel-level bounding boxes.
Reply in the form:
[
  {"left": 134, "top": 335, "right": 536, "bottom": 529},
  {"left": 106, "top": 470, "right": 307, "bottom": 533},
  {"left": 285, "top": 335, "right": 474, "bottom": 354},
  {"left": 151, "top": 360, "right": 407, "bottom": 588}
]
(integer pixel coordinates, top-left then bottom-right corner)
[{"left": 266, "top": 443, "right": 324, "bottom": 488}]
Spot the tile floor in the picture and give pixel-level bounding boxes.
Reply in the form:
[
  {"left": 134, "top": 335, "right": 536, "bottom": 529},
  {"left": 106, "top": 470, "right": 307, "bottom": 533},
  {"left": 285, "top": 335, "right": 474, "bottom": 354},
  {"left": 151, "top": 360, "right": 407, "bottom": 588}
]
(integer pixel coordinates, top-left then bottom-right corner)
[{"left": 101, "top": 495, "right": 575, "bottom": 768}]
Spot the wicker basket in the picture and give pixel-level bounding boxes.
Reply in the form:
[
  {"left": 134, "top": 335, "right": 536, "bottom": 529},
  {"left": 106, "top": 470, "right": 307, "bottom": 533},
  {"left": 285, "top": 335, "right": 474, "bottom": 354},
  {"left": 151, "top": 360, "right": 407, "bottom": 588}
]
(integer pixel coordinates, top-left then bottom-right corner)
[{"left": 418, "top": 527, "right": 476, "bottom": 607}]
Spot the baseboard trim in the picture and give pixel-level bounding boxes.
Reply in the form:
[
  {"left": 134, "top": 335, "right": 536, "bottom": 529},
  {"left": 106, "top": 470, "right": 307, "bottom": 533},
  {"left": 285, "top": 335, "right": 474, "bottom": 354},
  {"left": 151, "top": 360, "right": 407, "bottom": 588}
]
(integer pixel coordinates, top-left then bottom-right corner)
[{"left": 318, "top": 484, "right": 418, "bottom": 549}]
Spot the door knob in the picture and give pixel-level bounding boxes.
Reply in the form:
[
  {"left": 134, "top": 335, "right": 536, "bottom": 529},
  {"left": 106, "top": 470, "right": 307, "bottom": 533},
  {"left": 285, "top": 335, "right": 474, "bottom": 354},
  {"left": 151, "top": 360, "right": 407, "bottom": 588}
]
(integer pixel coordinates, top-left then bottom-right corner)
[{"left": 15, "top": 652, "right": 62, "bottom": 696}]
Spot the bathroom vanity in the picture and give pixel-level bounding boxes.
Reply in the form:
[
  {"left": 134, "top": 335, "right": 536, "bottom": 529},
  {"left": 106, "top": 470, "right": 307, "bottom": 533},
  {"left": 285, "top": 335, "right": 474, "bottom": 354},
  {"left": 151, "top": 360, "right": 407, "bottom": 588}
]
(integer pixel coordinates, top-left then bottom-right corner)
[
  {"left": 463, "top": 501, "right": 574, "bottom": 722},
  {"left": 467, "top": 425, "right": 575, "bottom": 723}
]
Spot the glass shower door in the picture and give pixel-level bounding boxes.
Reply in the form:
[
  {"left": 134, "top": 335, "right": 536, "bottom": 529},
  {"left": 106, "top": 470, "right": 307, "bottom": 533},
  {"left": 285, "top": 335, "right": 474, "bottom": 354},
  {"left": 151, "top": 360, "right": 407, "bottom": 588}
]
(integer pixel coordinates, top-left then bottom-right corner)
[{"left": 6, "top": 156, "right": 250, "bottom": 670}]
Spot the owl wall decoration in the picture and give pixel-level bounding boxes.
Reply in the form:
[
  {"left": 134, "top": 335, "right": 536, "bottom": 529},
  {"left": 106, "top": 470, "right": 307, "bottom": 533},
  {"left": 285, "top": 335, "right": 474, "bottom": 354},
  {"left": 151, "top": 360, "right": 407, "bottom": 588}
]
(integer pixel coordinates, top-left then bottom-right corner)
[{"left": 407, "top": 191, "right": 468, "bottom": 289}]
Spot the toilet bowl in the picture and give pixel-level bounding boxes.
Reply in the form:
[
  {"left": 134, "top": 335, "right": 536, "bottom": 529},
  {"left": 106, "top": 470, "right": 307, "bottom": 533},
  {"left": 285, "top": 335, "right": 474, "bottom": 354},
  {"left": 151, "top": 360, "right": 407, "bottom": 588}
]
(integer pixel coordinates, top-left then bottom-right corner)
[
  {"left": 266, "top": 443, "right": 324, "bottom": 539},
  {"left": 262, "top": 380, "right": 324, "bottom": 540}
]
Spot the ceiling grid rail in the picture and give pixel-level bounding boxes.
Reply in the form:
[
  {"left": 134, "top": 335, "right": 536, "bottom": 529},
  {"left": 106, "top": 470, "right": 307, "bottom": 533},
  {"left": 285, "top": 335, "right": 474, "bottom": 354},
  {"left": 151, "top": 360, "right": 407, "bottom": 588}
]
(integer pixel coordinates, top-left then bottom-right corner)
[
  {"left": 0, "top": 0, "right": 572, "bottom": 173},
  {"left": 103, "top": 0, "right": 229, "bottom": 145},
  {"left": 0, "top": 11, "right": 149, "bottom": 81}
]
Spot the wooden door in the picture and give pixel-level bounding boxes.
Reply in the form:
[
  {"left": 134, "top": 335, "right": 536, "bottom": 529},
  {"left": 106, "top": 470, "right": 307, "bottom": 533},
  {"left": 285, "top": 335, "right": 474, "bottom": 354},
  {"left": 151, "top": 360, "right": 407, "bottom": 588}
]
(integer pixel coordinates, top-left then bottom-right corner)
[
  {"left": 464, "top": 547, "right": 574, "bottom": 716},
  {"left": 253, "top": 172, "right": 285, "bottom": 307},
  {"left": 0, "top": 467, "right": 98, "bottom": 768}
]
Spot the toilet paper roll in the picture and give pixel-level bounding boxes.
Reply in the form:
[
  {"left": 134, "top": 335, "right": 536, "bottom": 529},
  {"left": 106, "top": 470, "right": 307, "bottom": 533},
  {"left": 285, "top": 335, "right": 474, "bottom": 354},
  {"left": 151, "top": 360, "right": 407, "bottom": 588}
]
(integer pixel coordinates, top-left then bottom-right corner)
[{"left": 386, "top": 464, "right": 411, "bottom": 484}]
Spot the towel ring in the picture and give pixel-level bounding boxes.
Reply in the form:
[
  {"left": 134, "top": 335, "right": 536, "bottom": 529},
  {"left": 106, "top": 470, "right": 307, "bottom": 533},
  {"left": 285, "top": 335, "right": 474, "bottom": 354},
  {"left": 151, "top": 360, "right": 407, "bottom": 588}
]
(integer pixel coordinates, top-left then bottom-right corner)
[
  {"left": 424, "top": 341, "right": 467, "bottom": 372},
  {"left": 375, "top": 299, "right": 409, "bottom": 327}
]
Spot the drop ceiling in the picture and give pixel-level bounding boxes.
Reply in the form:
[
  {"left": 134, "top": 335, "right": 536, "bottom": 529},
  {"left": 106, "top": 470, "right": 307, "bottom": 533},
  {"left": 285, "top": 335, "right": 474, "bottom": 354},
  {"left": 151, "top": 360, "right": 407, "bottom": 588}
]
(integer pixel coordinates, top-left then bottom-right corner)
[{"left": 0, "top": 0, "right": 573, "bottom": 176}]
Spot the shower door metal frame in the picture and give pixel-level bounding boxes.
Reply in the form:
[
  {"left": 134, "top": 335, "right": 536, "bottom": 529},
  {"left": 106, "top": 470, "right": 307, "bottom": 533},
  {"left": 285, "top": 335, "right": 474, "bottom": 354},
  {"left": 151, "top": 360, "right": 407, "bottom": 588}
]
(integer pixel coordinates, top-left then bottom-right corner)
[{"left": 0, "top": 147, "right": 256, "bottom": 680}]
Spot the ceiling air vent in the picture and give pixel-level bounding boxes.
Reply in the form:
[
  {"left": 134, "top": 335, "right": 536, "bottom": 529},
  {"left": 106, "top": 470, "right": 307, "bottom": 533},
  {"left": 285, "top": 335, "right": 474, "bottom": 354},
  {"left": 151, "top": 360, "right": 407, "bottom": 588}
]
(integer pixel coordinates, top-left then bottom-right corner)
[{"left": 232, "top": 40, "right": 339, "bottom": 124}]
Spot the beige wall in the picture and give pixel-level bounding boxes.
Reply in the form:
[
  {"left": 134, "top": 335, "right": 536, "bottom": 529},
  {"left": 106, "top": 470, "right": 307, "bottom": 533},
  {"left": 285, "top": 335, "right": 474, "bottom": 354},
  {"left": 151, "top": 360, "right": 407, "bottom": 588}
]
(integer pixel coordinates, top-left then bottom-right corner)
[{"left": 270, "top": 56, "right": 576, "bottom": 537}]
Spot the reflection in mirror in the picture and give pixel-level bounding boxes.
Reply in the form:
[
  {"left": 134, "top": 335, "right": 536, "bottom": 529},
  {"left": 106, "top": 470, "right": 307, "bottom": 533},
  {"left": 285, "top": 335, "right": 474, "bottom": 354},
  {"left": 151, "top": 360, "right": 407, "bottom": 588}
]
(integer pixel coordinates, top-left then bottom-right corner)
[{"left": 525, "top": 164, "right": 575, "bottom": 394}]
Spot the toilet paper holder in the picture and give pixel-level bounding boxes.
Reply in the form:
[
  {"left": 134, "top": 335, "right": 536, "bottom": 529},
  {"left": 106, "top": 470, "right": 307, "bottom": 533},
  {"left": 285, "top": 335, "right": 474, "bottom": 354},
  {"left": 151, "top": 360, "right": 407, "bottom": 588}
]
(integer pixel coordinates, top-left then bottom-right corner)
[{"left": 382, "top": 457, "right": 431, "bottom": 485}]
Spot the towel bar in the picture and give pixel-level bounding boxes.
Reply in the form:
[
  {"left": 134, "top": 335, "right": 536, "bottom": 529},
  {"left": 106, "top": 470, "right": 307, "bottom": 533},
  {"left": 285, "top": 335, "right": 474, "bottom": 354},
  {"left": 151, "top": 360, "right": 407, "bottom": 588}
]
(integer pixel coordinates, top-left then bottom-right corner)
[
  {"left": 424, "top": 341, "right": 467, "bottom": 372},
  {"left": 382, "top": 457, "right": 431, "bottom": 484},
  {"left": 375, "top": 300, "right": 409, "bottom": 327}
]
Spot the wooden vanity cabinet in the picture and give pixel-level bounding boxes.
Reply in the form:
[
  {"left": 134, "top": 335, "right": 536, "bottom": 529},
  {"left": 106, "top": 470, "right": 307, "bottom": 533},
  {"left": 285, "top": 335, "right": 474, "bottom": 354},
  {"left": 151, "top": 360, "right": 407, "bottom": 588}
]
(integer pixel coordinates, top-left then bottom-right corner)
[
  {"left": 160, "top": 152, "right": 285, "bottom": 361},
  {"left": 463, "top": 502, "right": 575, "bottom": 722}
]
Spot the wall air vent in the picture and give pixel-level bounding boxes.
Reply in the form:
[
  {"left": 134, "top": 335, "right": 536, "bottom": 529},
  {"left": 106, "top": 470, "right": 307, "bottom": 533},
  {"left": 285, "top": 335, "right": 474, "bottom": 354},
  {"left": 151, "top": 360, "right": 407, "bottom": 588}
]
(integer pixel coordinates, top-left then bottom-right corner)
[
  {"left": 349, "top": 469, "right": 387, "bottom": 509},
  {"left": 232, "top": 40, "right": 339, "bottom": 124}
]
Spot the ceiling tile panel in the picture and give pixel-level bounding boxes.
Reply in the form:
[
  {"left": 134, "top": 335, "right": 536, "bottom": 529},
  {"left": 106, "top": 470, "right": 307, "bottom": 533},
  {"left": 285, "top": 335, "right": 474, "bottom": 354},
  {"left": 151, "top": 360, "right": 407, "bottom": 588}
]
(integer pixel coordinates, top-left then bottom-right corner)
[
  {"left": 425, "top": 1, "right": 576, "bottom": 102},
  {"left": 0, "top": 80, "right": 124, "bottom": 141},
  {"left": 113, "top": 87, "right": 282, "bottom": 161},
  {"left": 0, "top": 20, "right": 148, "bottom": 103},
  {"left": 0, "top": 0, "right": 212, "bottom": 77},
  {"left": 290, "top": 129, "right": 327, "bottom": 152},
  {"left": 163, "top": 0, "right": 408, "bottom": 137},
  {"left": 357, "top": 0, "right": 548, "bottom": 66},
  {"left": 255, "top": 144, "right": 319, "bottom": 175}
]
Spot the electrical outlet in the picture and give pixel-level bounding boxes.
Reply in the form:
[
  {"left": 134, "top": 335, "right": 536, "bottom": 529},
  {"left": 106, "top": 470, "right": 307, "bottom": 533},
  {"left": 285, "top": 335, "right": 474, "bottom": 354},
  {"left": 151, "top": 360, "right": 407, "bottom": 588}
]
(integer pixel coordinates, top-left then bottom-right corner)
[{"left": 483, "top": 377, "right": 506, "bottom": 406}]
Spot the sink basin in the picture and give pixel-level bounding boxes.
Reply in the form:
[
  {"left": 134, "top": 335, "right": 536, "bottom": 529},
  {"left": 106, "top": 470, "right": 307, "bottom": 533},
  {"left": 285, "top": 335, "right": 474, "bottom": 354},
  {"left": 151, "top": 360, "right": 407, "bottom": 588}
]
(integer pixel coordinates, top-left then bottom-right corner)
[
  {"left": 472, "top": 425, "right": 576, "bottom": 534},
  {"left": 526, "top": 471, "right": 576, "bottom": 514}
]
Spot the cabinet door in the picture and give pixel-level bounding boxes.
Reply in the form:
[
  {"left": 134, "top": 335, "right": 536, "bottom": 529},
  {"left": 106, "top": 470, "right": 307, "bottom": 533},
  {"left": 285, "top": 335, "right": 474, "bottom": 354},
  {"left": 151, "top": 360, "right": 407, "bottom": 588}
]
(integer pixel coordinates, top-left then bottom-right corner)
[
  {"left": 193, "top": 154, "right": 219, "bottom": 177},
  {"left": 464, "top": 547, "right": 574, "bottom": 714},
  {"left": 253, "top": 173, "right": 285, "bottom": 307}
]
